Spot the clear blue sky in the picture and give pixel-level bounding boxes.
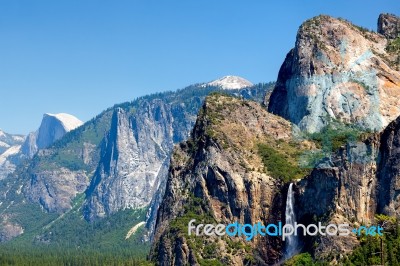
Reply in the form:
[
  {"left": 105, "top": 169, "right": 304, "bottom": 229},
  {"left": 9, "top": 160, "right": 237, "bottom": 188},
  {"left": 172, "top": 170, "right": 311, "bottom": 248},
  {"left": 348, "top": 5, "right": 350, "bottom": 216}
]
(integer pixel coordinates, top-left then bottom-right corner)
[{"left": 1, "top": 0, "right": 399, "bottom": 134}]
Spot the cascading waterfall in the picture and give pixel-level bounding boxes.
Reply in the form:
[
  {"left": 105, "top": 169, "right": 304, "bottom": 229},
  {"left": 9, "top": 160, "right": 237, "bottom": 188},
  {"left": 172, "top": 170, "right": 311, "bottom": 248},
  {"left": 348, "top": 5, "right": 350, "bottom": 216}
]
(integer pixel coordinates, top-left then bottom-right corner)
[{"left": 284, "top": 183, "right": 299, "bottom": 258}]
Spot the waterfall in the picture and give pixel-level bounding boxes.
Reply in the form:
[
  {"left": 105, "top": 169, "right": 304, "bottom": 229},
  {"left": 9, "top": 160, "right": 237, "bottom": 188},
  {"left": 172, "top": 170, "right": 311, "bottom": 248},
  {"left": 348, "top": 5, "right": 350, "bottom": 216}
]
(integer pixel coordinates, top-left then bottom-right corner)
[{"left": 285, "top": 183, "right": 299, "bottom": 258}]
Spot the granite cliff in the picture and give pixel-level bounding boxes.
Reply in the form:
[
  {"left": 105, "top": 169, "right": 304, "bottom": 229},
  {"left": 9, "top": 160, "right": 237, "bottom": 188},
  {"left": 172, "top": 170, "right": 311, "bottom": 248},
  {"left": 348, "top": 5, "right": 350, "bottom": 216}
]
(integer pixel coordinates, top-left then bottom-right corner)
[{"left": 268, "top": 14, "right": 400, "bottom": 133}]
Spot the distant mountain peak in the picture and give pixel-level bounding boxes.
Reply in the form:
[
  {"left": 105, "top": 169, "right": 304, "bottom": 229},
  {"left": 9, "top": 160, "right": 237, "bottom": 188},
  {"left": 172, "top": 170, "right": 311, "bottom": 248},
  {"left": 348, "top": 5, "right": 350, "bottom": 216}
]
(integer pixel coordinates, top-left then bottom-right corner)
[
  {"left": 44, "top": 113, "right": 83, "bottom": 132},
  {"left": 204, "top": 75, "right": 253, "bottom": 90},
  {"left": 20, "top": 112, "right": 84, "bottom": 158}
]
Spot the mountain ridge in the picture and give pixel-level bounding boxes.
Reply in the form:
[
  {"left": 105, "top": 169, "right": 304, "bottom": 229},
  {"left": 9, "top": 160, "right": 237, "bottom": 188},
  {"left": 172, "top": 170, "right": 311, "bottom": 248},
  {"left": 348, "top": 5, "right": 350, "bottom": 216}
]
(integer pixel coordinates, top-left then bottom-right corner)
[{"left": 0, "top": 82, "right": 274, "bottom": 245}]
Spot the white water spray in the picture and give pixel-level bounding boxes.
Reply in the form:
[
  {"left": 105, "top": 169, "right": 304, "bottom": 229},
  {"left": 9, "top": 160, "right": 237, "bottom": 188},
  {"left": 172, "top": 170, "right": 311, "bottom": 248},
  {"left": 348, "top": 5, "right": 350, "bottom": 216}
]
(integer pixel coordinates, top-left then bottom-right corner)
[{"left": 285, "top": 183, "right": 299, "bottom": 258}]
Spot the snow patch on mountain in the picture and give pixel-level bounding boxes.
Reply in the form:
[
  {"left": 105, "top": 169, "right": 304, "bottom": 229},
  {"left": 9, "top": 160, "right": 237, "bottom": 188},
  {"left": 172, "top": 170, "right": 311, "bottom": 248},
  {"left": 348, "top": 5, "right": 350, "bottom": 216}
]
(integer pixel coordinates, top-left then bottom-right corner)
[
  {"left": 204, "top": 75, "right": 253, "bottom": 90},
  {"left": 0, "top": 145, "right": 21, "bottom": 165},
  {"left": 0, "top": 141, "right": 10, "bottom": 148},
  {"left": 45, "top": 113, "right": 83, "bottom": 132},
  {"left": 20, "top": 113, "right": 83, "bottom": 159},
  {"left": 12, "top": 136, "right": 25, "bottom": 142}
]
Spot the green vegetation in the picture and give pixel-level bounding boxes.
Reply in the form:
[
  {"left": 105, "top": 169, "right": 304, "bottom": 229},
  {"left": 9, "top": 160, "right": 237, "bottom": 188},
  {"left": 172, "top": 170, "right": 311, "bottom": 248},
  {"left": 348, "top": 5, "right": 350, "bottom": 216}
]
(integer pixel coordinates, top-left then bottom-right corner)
[
  {"left": 307, "top": 122, "right": 366, "bottom": 152},
  {"left": 295, "top": 121, "right": 371, "bottom": 169},
  {"left": 198, "top": 258, "right": 224, "bottom": 266},
  {"left": 0, "top": 205, "right": 150, "bottom": 265},
  {"left": 284, "top": 253, "right": 317, "bottom": 266},
  {"left": 283, "top": 215, "right": 400, "bottom": 266},
  {"left": 165, "top": 195, "right": 228, "bottom": 265},
  {"left": 169, "top": 195, "right": 215, "bottom": 236},
  {"left": 387, "top": 37, "right": 400, "bottom": 53},
  {"left": 353, "top": 24, "right": 371, "bottom": 34},
  {"left": 344, "top": 215, "right": 400, "bottom": 266},
  {"left": 0, "top": 248, "right": 153, "bottom": 266},
  {"left": 258, "top": 143, "right": 310, "bottom": 182}
]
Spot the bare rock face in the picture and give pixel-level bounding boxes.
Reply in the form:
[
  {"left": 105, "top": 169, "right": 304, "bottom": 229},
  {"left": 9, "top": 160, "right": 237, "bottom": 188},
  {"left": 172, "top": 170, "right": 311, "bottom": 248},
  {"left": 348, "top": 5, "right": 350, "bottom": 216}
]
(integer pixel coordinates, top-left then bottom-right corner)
[
  {"left": 0, "top": 217, "right": 23, "bottom": 242},
  {"left": 150, "top": 94, "right": 300, "bottom": 265},
  {"left": 84, "top": 103, "right": 175, "bottom": 221},
  {"left": 377, "top": 115, "right": 400, "bottom": 217},
  {"left": 296, "top": 137, "right": 379, "bottom": 260},
  {"left": 21, "top": 132, "right": 37, "bottom": 158},
  {"left": 295, "top": 115, "right": 400, "bottom": 261},
  {"left": 378, "top": 13, "right": 400, "bottom": 39},
  {"left": 268, "top": 15, "right": 400, "bottom": 133},
  {"left": 25, "top": 168, "right": 89, "bottom": 213}
]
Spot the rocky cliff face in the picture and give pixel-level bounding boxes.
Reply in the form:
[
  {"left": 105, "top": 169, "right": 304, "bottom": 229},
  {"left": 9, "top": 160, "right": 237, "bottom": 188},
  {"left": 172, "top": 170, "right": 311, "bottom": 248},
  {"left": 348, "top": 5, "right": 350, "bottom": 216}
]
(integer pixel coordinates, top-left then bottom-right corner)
[
  {"left": 378, "top": 13, "right": 400, "bottom": 39},
  {"left": 84, "top": 102, "right": 175, "bottom": 221},
  {"left": 295, "top": 137, "right": 379, "bottom": 260},
  {"left": 268, "top": 14, "right": 400, "bottom": 133},
  {"left": 377, "top": 115, "right": 400, "bottom": 217},
  {"left": 293, "top": 115, "right": 400, "bottom": 262},
  {"left": 0, "top": 130, "right": 25, "bottom": 154},
  {"left": 25, "top": 168, "right": 89, "bottom": 213},
  {"left": 150, "top": 94, "right": 314, "bottom": 265}
]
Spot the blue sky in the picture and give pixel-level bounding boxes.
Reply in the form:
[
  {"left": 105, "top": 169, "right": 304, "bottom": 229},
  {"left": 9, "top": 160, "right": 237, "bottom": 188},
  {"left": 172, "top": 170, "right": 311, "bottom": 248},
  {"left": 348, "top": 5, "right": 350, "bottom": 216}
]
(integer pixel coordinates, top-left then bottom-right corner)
[{"left": 1, "top": 1, "right": 399, "bottom": 134}]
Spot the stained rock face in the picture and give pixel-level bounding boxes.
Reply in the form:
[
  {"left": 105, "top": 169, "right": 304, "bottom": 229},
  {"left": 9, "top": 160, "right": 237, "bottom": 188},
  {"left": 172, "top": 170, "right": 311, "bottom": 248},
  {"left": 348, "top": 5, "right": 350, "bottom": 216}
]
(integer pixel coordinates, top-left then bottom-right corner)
[
  {"left": 268, "top": 15, "right": 400, "bottom": 133},
  {"left": 378, "top": 13, "right": 400, "bottom": 39}
]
